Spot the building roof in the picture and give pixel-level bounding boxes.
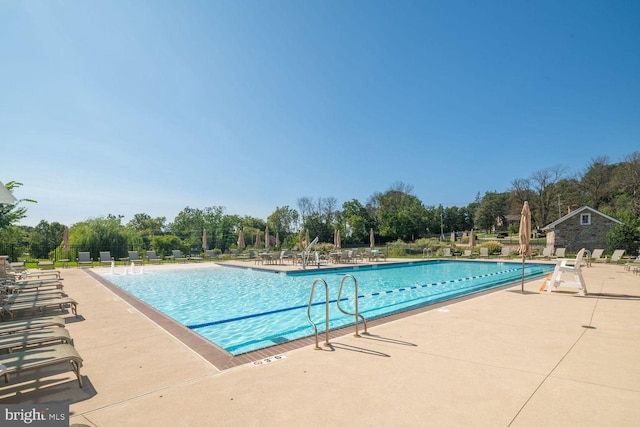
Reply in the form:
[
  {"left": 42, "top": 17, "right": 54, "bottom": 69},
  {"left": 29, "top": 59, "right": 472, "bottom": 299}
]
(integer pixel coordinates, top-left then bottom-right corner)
[{"left": 542, "top": 205, "right": 623, "bottom": 230}]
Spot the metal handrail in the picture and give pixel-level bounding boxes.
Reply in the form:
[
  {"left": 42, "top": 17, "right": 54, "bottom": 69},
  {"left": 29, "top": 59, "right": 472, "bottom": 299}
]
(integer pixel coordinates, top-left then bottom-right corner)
[
  {"left": 337, "top": 274, "right": 368, "bottom": 337},
  {"left": 307, "top": 278, "right": 330, "bottom": 350}
]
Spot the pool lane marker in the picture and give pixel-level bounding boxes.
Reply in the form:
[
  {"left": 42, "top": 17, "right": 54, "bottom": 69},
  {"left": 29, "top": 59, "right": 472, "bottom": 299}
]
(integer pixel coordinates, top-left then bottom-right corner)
[{"left": 186, "top": 267, "right": 529, "bottom": 330}]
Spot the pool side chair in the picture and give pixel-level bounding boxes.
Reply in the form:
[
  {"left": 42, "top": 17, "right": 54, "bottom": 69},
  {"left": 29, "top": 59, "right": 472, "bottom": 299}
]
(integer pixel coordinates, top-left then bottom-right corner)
[
  {"left": 0, "top": 327, "right": 72, "bottom": 353},
  {"left": 0, "top": 343, "right": 84, "bottom": 388},
  {"left": 171, "top": 250, "right": 188, "bottom": 263},
  {"left": 2, "top": 289, "right": 67, "bottom": 305},
  {"left": 314, "top": 251, "right": 328, "bottom": 268},
  {"left": 0, "top": 316, "right": 66, "bottom": 335},
  {"left": 5, "top": 266, "right": 62, "bottom": 281},
  {"left": 461, "top": 250, "right": 472, "bottom": 258},
  {"left": 535, "top": 247, "right": 553, "bottom": 260},
  {"left": 498, "top": 247, "right": 511, "bottom": 258},
  {"left": 552, "top": 248, "right": 566, "bottom": 259},
  {"left": 442, "top": 248, "right": 452, "bottom": 257},
  {"left": 128, "top": 251, "right": 144, "bottom": 265},
  {"left": 205, "top": 250, "right": 218, "bottom": 260},
  {"left": 590, "top": 249, "right": 605, "bottom": 263},
  {"left": 479, "top": 248, "right": 489, "bottom": 258},
  {"left": 36, "top": 259, "right": 56, "bottom": 270},
  {"left": 2, "top": 280, "right": 64, "bottom": 294},
  {"left": 99, "top": 251, "right": 114, "bottom": 266},
  {"left": 146, "top": 251, "right": 163, "bottom": 263},
  {"left": 544, "top": 248, "right": 587, "bottom": 296},
  {"left": 624, "top": 255, "right": 640, "bottom": 272},
  {"left": 77, "top": 252, "right": 93, "bottom": 268},
  {"left": 2, "top": 296, "right": 79, "bottom": 320},
  {"left": 608, "top": 249, "right": 625, "bottom": 263}
]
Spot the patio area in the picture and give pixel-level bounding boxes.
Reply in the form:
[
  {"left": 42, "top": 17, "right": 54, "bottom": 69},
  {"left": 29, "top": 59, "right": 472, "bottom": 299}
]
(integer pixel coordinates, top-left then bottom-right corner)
[{"left": 1, "top": 260, "right": 639, "bottom": 426}]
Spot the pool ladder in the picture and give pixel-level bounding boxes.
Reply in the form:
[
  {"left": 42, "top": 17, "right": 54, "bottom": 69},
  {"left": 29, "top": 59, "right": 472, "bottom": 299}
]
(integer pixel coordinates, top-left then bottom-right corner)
[
  {"left": 307, "top": 274, "right": 368, "bottom": 349},
  {"left": 307, "top": 279, "right": 330, "bottom": 350}
]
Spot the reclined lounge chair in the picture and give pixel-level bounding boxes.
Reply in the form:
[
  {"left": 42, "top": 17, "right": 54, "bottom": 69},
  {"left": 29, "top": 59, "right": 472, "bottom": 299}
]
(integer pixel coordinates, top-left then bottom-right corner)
[
  {"left": 1, "top": 280, "right": 64, "bottom": 294},
  {"left": 99, "top": 251, "right": 114, "bottom": 266},
  {"left": 0, "top": 327, "right": 72, "bottom": 353},
  {"left": 2, "top": 296, "right": 79, "bottom": 320},
  {"left": 77, "top": 252, "right": 93, "bottom": 268},
  {"left": 0, "top": 316, "right": 66, "bottom": 335},
  {"left": 608, "top": 249, "right": 625, "bottom": 263},
  {"left": 146, "top": 251, "right": 163, "bottom": 263},
  {"left": 590, "top": 248, "right": 605, "bottom": 263},
  {"left": 0, "top": 343, "right": 84, "bottom": 388},
  {"left": 171, "top": 250, "right": 188, "bottom": 263},
  {"left": 128, "top": 251, "right": 144, "bottom": 265}
]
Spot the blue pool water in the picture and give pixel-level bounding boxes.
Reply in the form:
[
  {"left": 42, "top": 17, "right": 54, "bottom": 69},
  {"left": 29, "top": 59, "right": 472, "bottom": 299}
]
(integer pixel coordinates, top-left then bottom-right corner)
[{"left": 100, "top": 260, "right": 553, "bottom": 355}]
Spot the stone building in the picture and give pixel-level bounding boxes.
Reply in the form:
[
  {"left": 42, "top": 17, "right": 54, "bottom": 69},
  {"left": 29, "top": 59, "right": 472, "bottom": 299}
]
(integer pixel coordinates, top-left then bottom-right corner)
[{"left": 542, "top": 206, "right": 623, "bottom": 253}]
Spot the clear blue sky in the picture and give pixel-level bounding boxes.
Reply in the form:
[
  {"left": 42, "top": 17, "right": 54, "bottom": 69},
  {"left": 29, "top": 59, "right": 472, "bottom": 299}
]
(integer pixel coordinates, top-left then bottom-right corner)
[{"left": 2, "top": 0, "right": 638, "bottom": 227}]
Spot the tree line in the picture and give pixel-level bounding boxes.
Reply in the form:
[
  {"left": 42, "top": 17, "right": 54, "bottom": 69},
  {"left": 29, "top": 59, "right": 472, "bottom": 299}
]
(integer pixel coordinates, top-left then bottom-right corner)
[{"left": 1, "top": 152, "right": 639, "bottom": 259}]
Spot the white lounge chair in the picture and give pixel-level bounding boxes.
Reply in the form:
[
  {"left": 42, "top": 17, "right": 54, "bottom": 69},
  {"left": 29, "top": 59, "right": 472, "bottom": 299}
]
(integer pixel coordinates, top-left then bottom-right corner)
[
  {"left": 479, "top": 248, "right": 489, "bottom": 258},
  {"left": 442, "top": 248, "right": 452, "bottom": 257},
  {"left": 553, "top": 248, "right": 566, "bottom": 258},
  {"left": 536, "top": 247, "right": 553, "bottom": 259},
  {"left": 544, "top": 248, "right": 587, "bottom": 296},
  {"left": 608, "top": 249, "right": 625, "bottom": 263},
  {"left": 498, "top": 247, "right": 511, "bottom": 258},
  {"left": 590, "top": 249, "right": 605, "bottom": 263}
]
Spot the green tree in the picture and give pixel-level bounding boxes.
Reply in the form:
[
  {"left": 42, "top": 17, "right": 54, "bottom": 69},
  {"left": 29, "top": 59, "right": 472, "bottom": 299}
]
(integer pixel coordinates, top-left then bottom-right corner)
[
  {"left": 581, "top": 156, "right": 614, "bottom": 209},
  {"left": 373, "top": 183, "right": 428, "bottom": 242},
  {"left": 474, "top": 192, "right": 508, "bottom": 233},
  {"left": 69, "top": 215, "right": 137, "bottom": 260},
  {"left": 267, "top": 206, "right": 299, "bottom": 244},
  {"left": 611, "top": 152, "right": 640, "bottom": 216},
  {"left": 606, "top": 222, "right": 640, "bottom": 256},
  {"left": 29, "top": 220, "right": 65, "bottom": 259},
  {"left": 150, "top": 235, "right": 185, "bottom": 257},
  {"left": 0, "top": 181, "right": 35, "bottom": 230},
  {"left": 341, "top": 199, "right": 374, "bottom": 244}
]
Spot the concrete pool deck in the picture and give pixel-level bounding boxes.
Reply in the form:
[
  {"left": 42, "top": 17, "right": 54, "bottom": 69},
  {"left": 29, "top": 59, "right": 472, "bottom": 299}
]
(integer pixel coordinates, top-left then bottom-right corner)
[{"left": 1, "top": 259, "right": 639, "bottom": 426}]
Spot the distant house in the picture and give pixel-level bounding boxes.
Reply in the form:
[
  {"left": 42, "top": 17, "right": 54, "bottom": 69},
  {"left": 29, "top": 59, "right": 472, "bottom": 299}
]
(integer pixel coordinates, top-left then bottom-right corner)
[{"left": 542, "top": 206, "right": 623, "bottom": 253}]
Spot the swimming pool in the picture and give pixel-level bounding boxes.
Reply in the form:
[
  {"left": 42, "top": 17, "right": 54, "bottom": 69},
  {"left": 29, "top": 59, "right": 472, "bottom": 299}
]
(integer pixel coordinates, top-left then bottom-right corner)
[{"left": 100, "top": 260, "right": 553, "bottom": 355}]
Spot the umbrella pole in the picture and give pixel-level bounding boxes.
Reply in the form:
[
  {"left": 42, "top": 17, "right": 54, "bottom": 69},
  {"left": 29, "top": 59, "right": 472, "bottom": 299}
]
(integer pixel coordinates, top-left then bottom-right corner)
[{"left": 521, "top": 256, "right": 525, "bottom": 293}]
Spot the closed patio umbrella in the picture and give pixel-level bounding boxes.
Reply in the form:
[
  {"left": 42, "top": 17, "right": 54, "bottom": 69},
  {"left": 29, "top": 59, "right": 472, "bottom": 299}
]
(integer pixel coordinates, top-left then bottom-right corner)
[
  {"left": 298, "top": 230, "right": 303, "bottom": 250},
  {"left": 469, "top": 229, "right": 476, "bottom": 247},
  {"left": 518, "top": 201, "right": 532, "bottom": 293},
  {"left": 63, "top": 226, "right": 70, "bottom": 251},
  {"left": 237, "top": 230, "right": 245, "bottom": 249},
  {"left": 202, "top": 229, "right": 207, "bottom": 251},
  {"left": 0, "top": 181, "right": 17, "bottom": 204},
  {"left": 275, "top": 232, "right": 280, "bottom": 249},
  {"left": 336, "top": 229, "right": 341, "bottom": 249},
  {"left": 370, "top": 228, "right": 375, "bottom": 249},
  {"left": 265, "top": 226, "right": 270, "bottom": 250},
  {"left": 255, "top": 230, "right": 261, "bottom": 249},
  {"left": 305, "top": 229, "right": 310, "bottom": 249}
]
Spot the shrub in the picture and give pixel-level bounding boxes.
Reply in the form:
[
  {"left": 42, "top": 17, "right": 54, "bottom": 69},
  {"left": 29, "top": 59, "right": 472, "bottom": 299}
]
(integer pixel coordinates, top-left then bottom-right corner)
[
  {"left": 606, "top": 223, "right": 640, "bottom": 256},
  {"left": 478, "top": 241, "right": 503, "bottom": 255}
]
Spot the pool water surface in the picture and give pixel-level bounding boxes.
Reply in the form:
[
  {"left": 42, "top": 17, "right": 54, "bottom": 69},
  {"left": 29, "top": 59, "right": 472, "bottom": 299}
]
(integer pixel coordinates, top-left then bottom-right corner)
[{"left": 101, "top": 260, "right": 553, "bottom": 355}]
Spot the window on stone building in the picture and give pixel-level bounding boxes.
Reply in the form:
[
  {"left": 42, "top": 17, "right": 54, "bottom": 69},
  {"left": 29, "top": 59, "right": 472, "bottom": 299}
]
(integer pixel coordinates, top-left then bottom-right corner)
[{"left": 580, "top": 213, "right": 591, "bottom": 225}]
